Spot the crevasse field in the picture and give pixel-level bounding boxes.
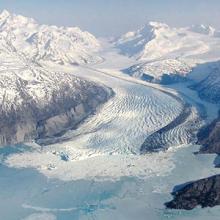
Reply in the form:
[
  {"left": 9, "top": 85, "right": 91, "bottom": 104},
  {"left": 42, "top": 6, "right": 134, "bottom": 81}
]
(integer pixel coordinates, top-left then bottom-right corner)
[{"left": 1, "top": 42, "right": 220, "bottom": 220}]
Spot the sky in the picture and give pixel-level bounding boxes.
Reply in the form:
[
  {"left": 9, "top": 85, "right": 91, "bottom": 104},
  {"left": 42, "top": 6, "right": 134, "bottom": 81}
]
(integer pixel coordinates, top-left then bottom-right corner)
[{"left": 0, "top": 0, "right": 220, "bottom": 37}]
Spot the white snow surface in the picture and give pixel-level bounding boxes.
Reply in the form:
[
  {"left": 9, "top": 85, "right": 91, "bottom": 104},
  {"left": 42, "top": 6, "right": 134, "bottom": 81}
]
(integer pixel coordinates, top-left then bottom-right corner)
[
  {"left": 0, "top": 43, "right": 91, "bottom": 113},
  {"left": 116, "top": 21, "right": 220, "bottom": 80},
  {"left": 0, "top": 10, "right": 102, "bottom": 65},
  {"left": 0, "top": 10, "right": 107, "bottom": 118}
]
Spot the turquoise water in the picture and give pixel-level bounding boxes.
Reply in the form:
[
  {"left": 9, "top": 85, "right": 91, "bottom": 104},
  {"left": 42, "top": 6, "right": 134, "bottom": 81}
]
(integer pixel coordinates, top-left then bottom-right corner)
[{"left": 1, "top": 145, "right": 220, "bottom": 220}]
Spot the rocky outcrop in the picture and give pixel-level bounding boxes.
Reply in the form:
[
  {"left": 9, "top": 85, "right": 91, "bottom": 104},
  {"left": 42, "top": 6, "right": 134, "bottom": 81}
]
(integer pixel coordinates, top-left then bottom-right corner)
[
  {"left": 123, "top": 60, "right": 190, "bottom": 85},
  {"left": 165, "top": 112, "right": 220, "bottom": 210},
  {"left": 197, "top": 111, "right": 220, "bottom": 154},
  {"left": 165, "top": 175, "right": 220, "bottom": 210},
  {"left": 173, "top": 62, "right": 220, "bottom": 210},
  {"left": 190, "top": 61, "right": 220, "bottom": 104},
  {"left": 0, "top": 68, "right": 112, "bottom": 146}
]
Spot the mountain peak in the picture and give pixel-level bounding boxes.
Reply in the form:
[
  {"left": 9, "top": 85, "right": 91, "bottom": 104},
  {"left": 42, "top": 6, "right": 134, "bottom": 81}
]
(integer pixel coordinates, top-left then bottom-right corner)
[
  {"left": 148, "top": 21, "right": 169, "bottom": 28},
  {"left": 0, "top": 9, "right": 10, "bottom": 18},
  {"left": 137, "top": 21, "right": 169, "bottom": 36},
  {"left": 189, "top": 24, "right": 216, "bottom": 36},
  {"left": 0, "top": 10, "right": 101, "bottom": 65}
]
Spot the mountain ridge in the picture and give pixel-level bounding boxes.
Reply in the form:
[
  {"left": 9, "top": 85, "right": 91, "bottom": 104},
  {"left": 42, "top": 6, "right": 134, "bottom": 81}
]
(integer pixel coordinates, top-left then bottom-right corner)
[
  {"left": 0, "top": 10, "right": 102, "bottom": 65},
  {"left": 0, "top": 10, "right": 112, "bottom": 146},
  {"left": 116, "top": 21, "right": 220, "bottom": 86}
]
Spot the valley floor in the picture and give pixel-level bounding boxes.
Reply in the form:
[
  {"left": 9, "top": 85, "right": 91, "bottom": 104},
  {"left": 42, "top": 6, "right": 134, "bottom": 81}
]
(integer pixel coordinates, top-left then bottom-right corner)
[{"left": 1, "top": 44, "right": 220, "bottom": 220}]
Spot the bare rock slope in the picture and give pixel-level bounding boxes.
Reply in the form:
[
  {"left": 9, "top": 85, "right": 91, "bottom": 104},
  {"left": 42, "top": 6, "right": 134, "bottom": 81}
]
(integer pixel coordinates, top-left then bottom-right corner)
[
  {"left": 0, "top": 64, "right": 112, "bottom": 146},
  {"left": 0, "top": 10, "right": 112, "bottom": 146},
  {"left": 166, "top": 175, "right": 220, "bottom": 210}
]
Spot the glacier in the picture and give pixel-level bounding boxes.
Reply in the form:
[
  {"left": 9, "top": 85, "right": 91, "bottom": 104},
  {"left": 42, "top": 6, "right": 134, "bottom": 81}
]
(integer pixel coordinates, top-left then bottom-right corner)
[{"left": 0, "top": 10, "right": 220, "bottom": 220}]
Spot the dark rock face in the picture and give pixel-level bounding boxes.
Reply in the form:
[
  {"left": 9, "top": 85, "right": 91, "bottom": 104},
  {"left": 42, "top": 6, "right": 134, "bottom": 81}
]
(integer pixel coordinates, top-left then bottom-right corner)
[
  {"left": 165, "top": 175, "right": 220, "bottom": 210},
  {"left": 197, "top": 112, "right": 220, "bottom": 154},
  {"left": 166, "top": 113, "right": 220, "bottom": 210},
  {"left": 123, "top": 66, "right": 188, "bottom": 85},
  {"left": 160, "top": 74, "right": 188, "bottom": 85},
  {"left": 141, "top": 74, "right": 154, "bottom": 82},
  {"left": 0, "top": 71, "right": 113, "bottom": 146},
  {"left": 190, "top": 61, "right": 220, "bottom": 104}
]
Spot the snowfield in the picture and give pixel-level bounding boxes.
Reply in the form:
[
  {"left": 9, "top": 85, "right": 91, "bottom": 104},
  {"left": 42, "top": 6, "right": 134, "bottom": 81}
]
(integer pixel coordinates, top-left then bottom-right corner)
[
  {"left": 116, "top": 21, "right": 220, "bottom": 83},
  {"left": 0, "top": 10, "right": 102, "bottom": 65}
]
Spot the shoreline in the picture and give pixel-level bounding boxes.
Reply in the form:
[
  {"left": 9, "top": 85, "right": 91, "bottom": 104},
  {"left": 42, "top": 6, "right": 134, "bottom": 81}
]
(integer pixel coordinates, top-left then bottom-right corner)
[{"left": 165, "top": 97, "right": 220, "bottom": 210}]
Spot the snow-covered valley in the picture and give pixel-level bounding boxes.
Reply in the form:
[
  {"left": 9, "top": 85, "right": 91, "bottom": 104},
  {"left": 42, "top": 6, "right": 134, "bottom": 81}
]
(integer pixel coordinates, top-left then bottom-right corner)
[{"left": 1, "top": 10, "right": 220, "bottom": 220}]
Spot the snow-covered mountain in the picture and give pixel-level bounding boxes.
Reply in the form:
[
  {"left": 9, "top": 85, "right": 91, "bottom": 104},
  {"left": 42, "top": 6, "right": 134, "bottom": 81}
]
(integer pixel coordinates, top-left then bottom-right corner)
[
  {"left": 0, "top": 10, "right": 111, "bottom": 146},
  {"left": 0, "top": 48, "right": 111, "bottom": 146},
  {"left": 116, "top": 21, "right": 220, "bottom": 84},
  {"left": 0, "top": 10, "right": 102, "bottom": 65},
  {"left": 188, "top": 24, "right": 220, "bottom": 37}
]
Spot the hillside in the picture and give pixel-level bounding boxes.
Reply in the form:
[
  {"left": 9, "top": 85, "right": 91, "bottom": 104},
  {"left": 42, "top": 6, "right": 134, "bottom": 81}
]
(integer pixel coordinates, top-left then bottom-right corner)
[
  {"left": 0, "top": 10, "right": 111, "bottom": 146},
  {"left": 116, "top": 22, "right": 220, "bottom": 84}
]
